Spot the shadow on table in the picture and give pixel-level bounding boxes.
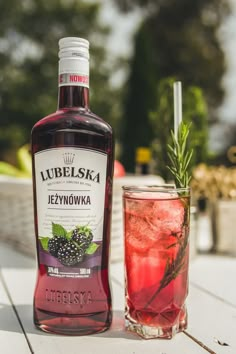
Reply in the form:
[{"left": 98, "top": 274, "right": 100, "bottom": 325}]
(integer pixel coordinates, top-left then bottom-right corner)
[
  {"left": 0, "top": 305, "right": 139, "bottom": 340},
  {"left": 0, "top": 242, "right": 35, "bottom": 268},
  {"left": 0, "top": 304, "right": 38, "bottom": 335},
  {"left": 92, "top": 310, "right": 140, "bottom": 340}
]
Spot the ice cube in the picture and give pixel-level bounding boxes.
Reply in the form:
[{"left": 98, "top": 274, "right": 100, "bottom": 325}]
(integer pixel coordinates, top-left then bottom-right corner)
[{"left": 125, "top": 194, "right": 186, "bottom": 253}]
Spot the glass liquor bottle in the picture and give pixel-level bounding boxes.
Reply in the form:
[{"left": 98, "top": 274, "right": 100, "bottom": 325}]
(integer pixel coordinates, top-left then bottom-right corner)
[{"left": 31, "top": 37, "right": 114, "bottom": 335}]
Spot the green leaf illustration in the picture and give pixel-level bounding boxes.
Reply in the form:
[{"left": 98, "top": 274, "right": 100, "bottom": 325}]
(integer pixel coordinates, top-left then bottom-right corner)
[
  {"left": 52, "top": 222, "right": 67, "bottom": 237},
  {"left": 85, "top": 243, "right": 99, "bottom": 255},
  {"left": 66, "top": 230, "right": 73, "bottom": 239},
  {"left": 39, "top": 237, "right": 49, "bottom": 251}
]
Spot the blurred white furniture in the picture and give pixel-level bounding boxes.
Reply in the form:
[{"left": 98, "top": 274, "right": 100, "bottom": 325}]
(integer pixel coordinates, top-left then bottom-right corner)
[{"left": 0, "top": 176, "right": 35, "bottom": 255}]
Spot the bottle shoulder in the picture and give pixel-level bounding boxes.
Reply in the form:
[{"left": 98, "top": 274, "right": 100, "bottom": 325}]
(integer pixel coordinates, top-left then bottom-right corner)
[{"left": 32, "top": 108, "right": 113, "bottom": 135}]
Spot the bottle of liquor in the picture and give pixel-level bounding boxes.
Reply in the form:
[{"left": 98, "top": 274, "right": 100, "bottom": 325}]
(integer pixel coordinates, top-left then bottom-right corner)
[{"left": 31, "top": 37, "right": 114, "bottom": 335}]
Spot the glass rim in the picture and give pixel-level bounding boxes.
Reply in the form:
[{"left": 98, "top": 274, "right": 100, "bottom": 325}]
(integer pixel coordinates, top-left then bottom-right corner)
[{"left": 122, "top": 184, "right": 190, "bottom": 193}]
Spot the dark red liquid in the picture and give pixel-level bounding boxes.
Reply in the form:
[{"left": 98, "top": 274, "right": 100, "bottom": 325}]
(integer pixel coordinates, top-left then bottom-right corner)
[
  {"left": 31, "top": 86, "right": 114, "bottom": 335},
  {"left": 123, "top": 192, "right": 189, "bottom": 338}
]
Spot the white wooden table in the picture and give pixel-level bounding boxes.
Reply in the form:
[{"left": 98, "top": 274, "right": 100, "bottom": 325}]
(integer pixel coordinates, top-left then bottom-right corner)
[{"left": 0, "top": 242, "right": 235, "bottom": 354}]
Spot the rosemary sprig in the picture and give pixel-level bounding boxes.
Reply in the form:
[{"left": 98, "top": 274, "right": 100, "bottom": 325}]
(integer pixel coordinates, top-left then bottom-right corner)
[
  {"left": 144, "top": 226, "right": 189, "bottom": 309},
  {"left": 144, "top": 122, "right": 192, "bottom": 309},
  {"left": 167, "top": 121, "right": 193, "bottom": 188}
]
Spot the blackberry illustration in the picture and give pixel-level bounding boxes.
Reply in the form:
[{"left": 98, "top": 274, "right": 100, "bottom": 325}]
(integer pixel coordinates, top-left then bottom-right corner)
[
  {"left": 48, "top": 236, "right": 68, "bottom": 257},
  {"left": 72, "top": 226, "right": 93, "bottom": 250},
  {"left": 57, "top": 241, "right": 85, "bottom": 266}
]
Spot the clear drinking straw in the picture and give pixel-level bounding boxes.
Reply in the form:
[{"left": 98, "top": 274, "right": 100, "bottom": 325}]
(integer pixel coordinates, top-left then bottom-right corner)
[{"left": 174, "top": 81, "right": 182, "bottom": 139}]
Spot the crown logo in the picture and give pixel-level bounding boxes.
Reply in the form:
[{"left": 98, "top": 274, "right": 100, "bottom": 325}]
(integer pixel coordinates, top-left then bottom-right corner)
[{"left": 63, "top": 153, "right": 75, "bottom": 165}]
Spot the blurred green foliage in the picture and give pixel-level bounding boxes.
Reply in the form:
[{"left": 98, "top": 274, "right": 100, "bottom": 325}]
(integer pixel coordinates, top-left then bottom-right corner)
[
  {"left": 118, "top": 0, "right": 230, "bottom": 172},
  {"left": 121, "top": 22, "right": 156, "bottom": 172},
  {"left": 0, "top": 0, "right": 121, "bottom": 160},
  {"left": 150, "top": 78, "right": 208, "bottom": 181}
]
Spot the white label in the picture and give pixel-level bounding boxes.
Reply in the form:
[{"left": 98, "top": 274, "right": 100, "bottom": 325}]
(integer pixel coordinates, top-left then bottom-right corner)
[
  {"left": 59, "top": 57, "right": 89, "bottom": 88},
  {"left": 59, "top": 73, "right": 89, "bottom": 88},
  {"left": 35, "top": 147, "right": 107, "bottom": 241}
]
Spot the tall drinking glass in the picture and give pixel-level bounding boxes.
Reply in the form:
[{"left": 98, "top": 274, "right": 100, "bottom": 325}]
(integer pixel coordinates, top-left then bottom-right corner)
[{"left": 123, "top": 185, "right": 190, "bottom": 339}]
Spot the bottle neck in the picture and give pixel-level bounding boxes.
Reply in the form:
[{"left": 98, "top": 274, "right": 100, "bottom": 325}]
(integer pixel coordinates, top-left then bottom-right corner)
[
  {"left": 58, "top": 86, "right": 89, "bottom": 109},
  {"left": 58, "top": 40, "right": 90, "bottom": 109}
]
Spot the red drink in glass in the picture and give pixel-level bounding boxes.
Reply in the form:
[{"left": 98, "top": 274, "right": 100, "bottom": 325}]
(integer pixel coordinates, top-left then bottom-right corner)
[{"left": 123, "top": 186, "right": 190, "bottom": 339}]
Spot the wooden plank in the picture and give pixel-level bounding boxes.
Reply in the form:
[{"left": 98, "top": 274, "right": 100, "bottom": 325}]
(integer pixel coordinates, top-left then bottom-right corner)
[
  {"left": 190, "top": 255, "right": 236, "bottom": 307},
  {"left": 0, "top": 251, "right": 207, "bottom": 354},
  {"left": 0, "top": 274, "right": 32, "bottom": 354},
  {"left": 186, "top": 285, "right": 236, "bottom": 354}
]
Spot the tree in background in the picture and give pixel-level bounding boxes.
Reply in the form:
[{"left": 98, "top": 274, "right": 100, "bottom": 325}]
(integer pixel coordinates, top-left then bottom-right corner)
[
  {"left": 121, "top": 22, "right": 156, "bottom": 172},
  {"left": 116, "top": 0, "right": 230, "bottom": 172},
  {"left": 184, "top": 86, "right": 208, "bottom": 167},
  {"left": 0, "top": 0, "right": 120, "bottom": 160},
  {"left": 150, "top": 78, "right": 208, "bottom": 181}
]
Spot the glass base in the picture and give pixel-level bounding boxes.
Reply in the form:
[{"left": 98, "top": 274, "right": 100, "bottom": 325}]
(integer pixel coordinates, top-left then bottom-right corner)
[{"left": 125, "top": 314, "right": 187, "bottom": 339}]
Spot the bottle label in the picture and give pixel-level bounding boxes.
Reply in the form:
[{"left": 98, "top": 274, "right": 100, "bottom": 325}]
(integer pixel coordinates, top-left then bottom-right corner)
[
  {"left": 59, "top": 73, "right": 89, "bottom": 88},
  {"left": 34, "top": 147, "right": 107, "bottom": 278}
]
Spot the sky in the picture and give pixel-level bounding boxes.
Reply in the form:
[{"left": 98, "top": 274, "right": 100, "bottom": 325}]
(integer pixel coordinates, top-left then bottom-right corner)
[
  {"left": 218, "top": 0, "right": 236, "bottom": 123},
  {"left": 98, "top": 1, "right": 142, "bottom": 58},
  {"left": 99, "top": 0, "right": 236, "bottom": 153},
  {"left": 98, "top": 0, "right": 143, "bottom": 86},
  {"left": 99, "top": 0, "right": 236, "bottom": 119}
]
